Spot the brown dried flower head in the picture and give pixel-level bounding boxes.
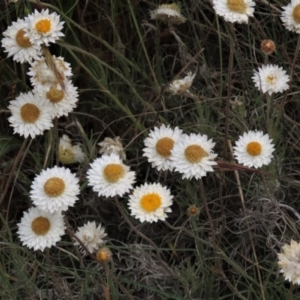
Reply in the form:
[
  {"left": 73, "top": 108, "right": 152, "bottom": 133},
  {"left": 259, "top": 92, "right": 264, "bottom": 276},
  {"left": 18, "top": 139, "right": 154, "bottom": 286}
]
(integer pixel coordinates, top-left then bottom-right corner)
[{"left": 261, "top": 39, "right": 276, "bottom": 55}]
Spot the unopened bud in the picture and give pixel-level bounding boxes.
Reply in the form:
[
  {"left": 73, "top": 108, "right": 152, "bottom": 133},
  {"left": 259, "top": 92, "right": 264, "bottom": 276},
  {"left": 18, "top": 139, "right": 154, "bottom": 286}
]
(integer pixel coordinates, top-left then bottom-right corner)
[{"left": 261, "top": 39, "right": 276, "bottom": 55}]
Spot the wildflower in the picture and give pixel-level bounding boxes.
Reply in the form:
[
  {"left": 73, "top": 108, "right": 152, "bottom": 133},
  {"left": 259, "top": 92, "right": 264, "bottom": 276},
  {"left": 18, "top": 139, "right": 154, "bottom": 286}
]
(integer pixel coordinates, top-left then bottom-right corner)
[
  {"left": 128, "top": 182, "right": 173, "bottom": 223},
  {"left": 8, "top": 91, "right": 53, "bottom": 138},
  {"left": 98, "top": 136, "right": 126, "bottom": 160},
  {"left": 233, "top": 131, "right": 275, "bottom": 168},
  {"left": 187, "top": 205, "right": 200, "bottom": 217},
  {"left": 58, "top": 135, "right": 85, "bottom": 164},
  {"left": 87, "top": 153, "right": 135, "bottom": 197},
  {"left": 278, "top": 240, "right": 300, "bottom": 284},
  {"left": 150, "top": 3, "right": 186, "bottom": 25},
  {"left": 74, "top": 221, "right": 107, "bottom": 254},
  {"left": 213, "top": 0, "right": 255, "bottom": 24},
  {"left": 171, "top": 133, "right": 217, "bottom": 179},
  {"left": 1, "top": 19, "right": 42, "bottom": 63},
  {"left": 34, "top": 80, "right": 79, "bottom": 118},
  {"left": 143, "top": 124, "right": 182, "bottom": 171},
  {"left": 260, "top": 39, "right": 276, "bottom": 55},
  {"left": 17, "top": 207, "right": 65, "bottom": 251},
  {"left": 30, "top": 166, "right": 80, "bottom": 213},
  {"left": 281, "top": 0, "right": 300, "bottom": 33},
  {"left": 252, "top": 64, "right": 289, "bottom": 95},
  {"left": 25, "top": 9, "right": 64, "bottom": 46},
  {"left": 167, "top": 73, "right": 196, "bottom": 95},
  {"left": 96, "top": 247, "right": 112, "bottom": 263},
  {"left": 28, "top": 55, "right": 72, "bottom": 89}
]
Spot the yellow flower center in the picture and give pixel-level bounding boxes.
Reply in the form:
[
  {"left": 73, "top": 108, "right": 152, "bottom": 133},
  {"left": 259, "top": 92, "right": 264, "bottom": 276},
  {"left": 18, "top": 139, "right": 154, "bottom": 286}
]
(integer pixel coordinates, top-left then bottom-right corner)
[
  {"left": 246, "top": 141, "right": 262, "bottom": 156},
  {"left": 140, "top": 193, "right": 162, "bottom": 212},
  {"left": 44, "top": 177, "right": 65, "bottom": 197},
  {"left": 184, "top": 145, "right": 208, "bottom": 163},
  {"left": 227, "top": 0, "right": 247, "bottom": 13},
  {"left": 46, "top": 86, "right": 65, "bottom": 103},
  {"left": 103, "top": 164, "right": 124, "bottom": 183},
  {"left": 155, "top": 137, "right": 174, "bottom": 157},
  {"left": 31, "top": 216, "right": 51, "bottom": 235},
  {"left": 20, "top": 103, "right": 40, "bottom": 123},
  {"left": 15, "top": 29, "right": 32, "bottom": 48},
  {"left": 266, "top": 75, "right": 276, "bottom": 85},
  {"left": 293, "top": 4, "right": 300, "bottom": 23},
  {"left": 59, "top": 147, "right": 75, "bottom": 164},
  {"left": 35, "top": 19, "right": 51, "bottom": 34}
]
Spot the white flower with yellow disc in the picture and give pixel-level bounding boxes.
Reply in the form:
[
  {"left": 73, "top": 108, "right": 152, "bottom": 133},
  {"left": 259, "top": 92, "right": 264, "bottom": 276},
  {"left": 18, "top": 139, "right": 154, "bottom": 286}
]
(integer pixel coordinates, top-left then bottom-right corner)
[
  {"left": 128, "top": 182, "right": 173, "bottom": 223},
  {"left": 87, "top": 153, "right": 136, "bottom": 197},
  {"left": 143, "top": 124, "right": 182, "bottom": 171},
  {"left": 1, "top": 18, "right": 42, "bottom": 63},
  {"left": 281, "top": 0, "right": 300, "bottom": 33},
  {"left": 171, "top": 133, "right": 217, "bottom": 179},
  {"left": 8, "top": 91, "right": 53, "bottom": 138},
  {"left": 213, "top": 0, "right": 255, "bottom": 24},
  {"left": 30, "top": 166, "right": 80, "bottom": 213},
  {"left": 233, "top": 131, "right": 275, "bottom": 168},
  {"left": 34, "top": 80, "right": 79, "bottom": 118},
  {"left": 25, "top": 9, "right": 64, "bottom": 46},
  {"left": 17, "top": 207, "right": 65, "bottom": 251}
]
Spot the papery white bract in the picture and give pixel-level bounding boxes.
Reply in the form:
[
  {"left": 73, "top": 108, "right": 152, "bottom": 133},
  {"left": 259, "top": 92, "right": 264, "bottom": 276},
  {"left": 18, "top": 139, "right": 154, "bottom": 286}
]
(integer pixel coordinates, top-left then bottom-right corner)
[
  {"left": 8, "top": 91, "right": 53, "bottom": 138},
  {"left": 278, "top": 240, "right": 300, "bottom": 284},
  {"left": 171, "top": 133, "right": 217, "bottom": 179},
  {"left": 25, "top": 9, "right": 64, "bottom": 46},
  {"left": 128, "top": 182, "right": 173, "bottom": 223},
  {"left": 143, "top": 124, "right": 182, "bottom": 171},
  {"left": 30, "top": 166, "right": 80, "bottom": 213},
  {"left": 233, "top": 130, "right": 275, "bottom": 168},
  {"left": 1, "top": 18, "right": 42, "bottom": 63},
  {"left": 17, "top": 207, "right": 65, "bottom": 251},
  {"left": 87, "top": 153, "right": 135, "bottom": 197},
  {"left": 74, "top": 221, "right": 107, "bottom": 254},
  {"left": 213, "top": 0, "right": 255, "bottom": 24}
]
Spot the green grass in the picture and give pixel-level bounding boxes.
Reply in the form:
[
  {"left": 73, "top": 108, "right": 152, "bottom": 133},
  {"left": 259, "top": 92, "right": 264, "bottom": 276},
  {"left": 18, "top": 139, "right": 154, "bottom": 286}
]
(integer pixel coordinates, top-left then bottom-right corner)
[{"left": 1, "top": 0, "right": 300, "bottom": 299}]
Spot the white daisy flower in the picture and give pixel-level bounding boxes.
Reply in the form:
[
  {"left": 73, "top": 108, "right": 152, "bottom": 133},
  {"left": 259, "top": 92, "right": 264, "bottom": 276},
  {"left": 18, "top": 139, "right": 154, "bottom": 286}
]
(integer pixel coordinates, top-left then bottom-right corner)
[
  {"left": 143, "top": 124, "right": 183, "bottom": 171},
  {"left": 213, "top": 0, "right": 255, "bottom": 24},
  {"left": 17, "top": 207, "right": 65, "bottom": 251},
  {"left": 1, "top": 18, "right": 42, "bottom": 63},
  {"left": 74, "top": 221, "right": 107, "bottom": 254},
  {"left": 8, "top": 91, "right": 53, "bottom": 138},
  {"left": 128, "top": 182, "right": 173, "bottom": 223},
  {"left": 28, "top": 55, "right": 72, "bottom": 89},
  {"left": 58, "top": 135, "right": 85, "bottom": 164},
  {"left": 98, "top": 136, "right": 126, "bottom": 160},
  {"left": 25, "top": 9, "right": 64, "bottom": 46},
  {"left": 233, "top": 130, "right": 275, "bottom": 168},
  {"left": 30, "top": 166, "right": 80, "bottom": 213},
  {"left": 167, "top": 73, "right": 196, "bottom": 95},
  {"left": 278, "top": 240, "right": 300, "bottom": 284},
  {"left": 281, "top": 0, "right": 300, "bottom": 33},
  {"left": 171, "top": 133, "right": 217, "bottom": 179},
  {"left": 150, "top": 3, "right": 186, "bottom": 25},
  {"left": 33, "top": 80, "right": 79, "bottom": 118},
  {"left": 87, "top": 153, "right": 135, "bottom": 197},
  {"left": 252, "top": 64, "right": 289, "bottom": 95}
]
